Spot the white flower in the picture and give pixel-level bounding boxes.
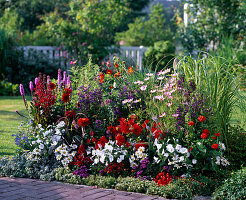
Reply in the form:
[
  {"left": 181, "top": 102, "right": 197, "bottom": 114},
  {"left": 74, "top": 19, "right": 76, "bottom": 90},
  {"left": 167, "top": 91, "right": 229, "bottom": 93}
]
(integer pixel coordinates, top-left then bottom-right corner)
[
  {"left": 164, "top": 153, "right": 169, "bottom": 157},
  {"left": 94, "top": 158, "right": 99, "bottom": 164},
  {"left": 221, "top": 157, "right": 230, "bottom": 166},
  {"left": 39, "top": 143, "right": 44, "bottom": 150},
  {"left": 57, "top": 121, "right": 66, "bottom": 128},
  {"left": 175, "top": 144, "right": 182, "bottom": 151},
  {"left": 144, "top": 77, "right": 150, "bottom": 81},
  {"left": 159, "top": 112, "right": 166, "bottom": 118},
  {"left": 117, "top": 155, "right": 125, "bottom": 163},
  {"left": 219, "top": 142, "right": 226, "bottom": 150},
  {"left": 33, "top": 148, "right": 40, "bottom": 155},
  {"left": 56, "top": 154, "right": 62, "bottom": 160},
  {"left": 138, "top": 146, "right": 145, "bottom": 152},
  {"left": 131, "top": 155, "right": 135, "bottom": 160},
  {"left": 146, "top": 73, "right": 154, "bottom": 76},
  {"left": 100, "top": 155, "right": 105, "bottom": 163},
  {"left": 140, "top": 85, "right": 147, "bottom": 91},
  {"left": 133, "top": 99, "right": 141, "bottom": 103},
  {"left": 157, "top": 76, "right": 164, "bottom": 80},
  {"left": 150, "top": 90, "right": 156, "bottom": 93},
  {"left": 134, "top": 80, "right": 144, "bottom": 85},
  {"left": 179, "top": 156, "right": 185, "bottom": 162},
  {"left": 180, "top": 148, "right": 188, "bottom": 154},
  {"left": 31, "top": 141, "right": 36, "bottom": 145},
  {"left": 167, "top": 102, "right": 172, "bottom": 107},
  {"left": 154, "top": 156, "right": 160, "bottom": 164},
  {"left": 36, "top": 139, "right": 42, "bottom": 143},
  {"left": 61, "top": 150, "right": 68, "bottom": 156},
  {"left": 197, "top": 142, "right": 201, "bottom": 145},
  {"left": 192, "top": 159, "right": 197, "bottom": 164},
  {"left": 108, "top": 155, "right": 114, "bottom": 163},
  {"left": 215, "top": 156, "right": 221, "bottom": 165},
  {"left": 166, "top": 144, "right": 175, "bottom": 153}
]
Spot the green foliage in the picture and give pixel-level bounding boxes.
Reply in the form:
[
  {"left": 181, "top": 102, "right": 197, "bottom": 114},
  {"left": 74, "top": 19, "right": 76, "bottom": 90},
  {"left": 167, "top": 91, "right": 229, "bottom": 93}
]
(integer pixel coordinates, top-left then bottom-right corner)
[
  {"left": 226, "top": 126, "right": 246, "bottom": 170},
  {"left": 115, "top": 4, "right": 174, "bottom": 47},
  {"left": 143, "top": 40, "right": 175, "bottom": 71},
  {"left": 0, "top": 80, "right": 18, "bottom": 96},
  {"left": 179, "top": 0, "right": 245, "bottom": 52},
  {"left": 213, "top": 167, "right": 246, "bottom": 200}
]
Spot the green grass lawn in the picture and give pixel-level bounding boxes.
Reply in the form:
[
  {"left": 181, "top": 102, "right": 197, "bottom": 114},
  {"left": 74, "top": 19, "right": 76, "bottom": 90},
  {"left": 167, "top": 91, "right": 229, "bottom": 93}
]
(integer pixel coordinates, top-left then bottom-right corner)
[
  {"left": 0, "top": 96, "right": 30, "bottom": 156},
  {"left": 0, "top": 93, "right": 245, "bottom": 156}
]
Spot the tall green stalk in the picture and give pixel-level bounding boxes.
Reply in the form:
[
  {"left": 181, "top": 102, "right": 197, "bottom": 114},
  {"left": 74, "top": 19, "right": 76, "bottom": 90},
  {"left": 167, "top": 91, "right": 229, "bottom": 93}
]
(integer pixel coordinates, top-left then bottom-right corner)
[{"left": 176, "top": 54, "right": 246, "bottom": 143}]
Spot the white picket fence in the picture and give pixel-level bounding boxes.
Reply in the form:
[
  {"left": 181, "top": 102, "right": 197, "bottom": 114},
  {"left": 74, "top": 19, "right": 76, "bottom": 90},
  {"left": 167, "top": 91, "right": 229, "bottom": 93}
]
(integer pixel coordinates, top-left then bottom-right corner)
[{"left": 19, "top": 46, "right": 148, "bottom": 71}]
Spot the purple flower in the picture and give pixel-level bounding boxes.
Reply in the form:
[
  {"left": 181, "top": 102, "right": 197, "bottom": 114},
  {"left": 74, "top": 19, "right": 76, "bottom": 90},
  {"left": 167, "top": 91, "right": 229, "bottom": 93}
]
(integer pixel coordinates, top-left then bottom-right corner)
[
  {"left": 35, "top": 77, "right": 39, "bottom": 85},
  {"left": 73, "top": 165, "right": 89, "bottom": 178},
  {"left": 67, "top": 76, "right": 71, "bottom": 88},
  {"left": 19, "top": 84, "right": 25, "bottom": 96},
  {"left": 63, "top": 71, "right": 67, "bottom": 86},
  {"left": 47, "top": 75, "right": 50, "bottom": 85},
  {"left": 95, "top": 120, "right": 104, "bottom": 129},
  {"left": 57, "top": 68, "right": 62, "bottom": 88},
  {"left": 29, "top": 81, "right": 34, "bottom": 92}
]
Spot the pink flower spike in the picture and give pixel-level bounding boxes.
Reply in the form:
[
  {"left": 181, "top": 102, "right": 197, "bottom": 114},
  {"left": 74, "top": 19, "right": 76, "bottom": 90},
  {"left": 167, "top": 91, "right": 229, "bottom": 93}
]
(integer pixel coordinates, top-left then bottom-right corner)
[{"left": 19, "top": 84, "right": 25, "bottom": 96}]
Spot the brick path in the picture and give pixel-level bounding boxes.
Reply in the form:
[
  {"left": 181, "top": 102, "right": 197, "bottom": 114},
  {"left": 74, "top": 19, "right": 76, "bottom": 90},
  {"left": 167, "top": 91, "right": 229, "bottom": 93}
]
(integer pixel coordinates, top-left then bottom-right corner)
[{"left": 0, "top": 177, "right": 169, "bottom": 200}]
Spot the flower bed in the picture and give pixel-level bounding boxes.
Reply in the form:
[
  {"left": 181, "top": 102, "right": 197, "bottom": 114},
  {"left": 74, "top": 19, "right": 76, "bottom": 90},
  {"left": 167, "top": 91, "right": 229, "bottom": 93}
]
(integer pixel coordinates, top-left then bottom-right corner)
[{"left": 1, "top": 57, "right": 233, "bottom": 198}]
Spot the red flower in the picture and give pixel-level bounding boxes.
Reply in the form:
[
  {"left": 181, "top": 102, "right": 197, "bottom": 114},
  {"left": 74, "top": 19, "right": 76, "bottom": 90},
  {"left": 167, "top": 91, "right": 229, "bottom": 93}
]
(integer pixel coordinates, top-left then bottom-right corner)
[
  {"left": 189, "top": 147, "right": 192, "bottom": 152},
  {"left": 87, "top": 138, "right": 90, "bottom": 144},
  {"left": 92, "top": 138, "right": 97, "bottom": 143},
  {"left": 115, "top": 134, "right": 126, "bottom": 146},
  {"left": 154, "top": 172, "right": 172, "bottom": 186},
  {"left": 64, "top": 88, "right": 72, "bottom": 95},
  {"left": 188, "top": 121, "right": 195, "bottom": 126},
  {"left": 66, "top": 110, "right": 76, "bottom": 118},
  {"left": 212, "top": 136, "right": 217, "bottom": 139},
  {"left": 107, "top": 126, "right": 119, "bottom": 135},
  {"left": 78, "top": 118, "right": 90, "bottom": 127},
  {"left": 128, "top": 66, "right": 134, "bottom": 74},
  {"left": 109, "top": 86, "right": 113, "bottom": 89},
  {"left": 198, "top": 116, "right": 206, "bottom": 122},
  {"left": 49, "top": 82, "right": 56, "bottom": 90},
  {"left": 114, "top": 63, "right": 119, "bottom": 68},
  {"left": 130, "top": 114, "right": 138, "bottom": 120},
  {"left": 99, "top": 73, "right": 104, "bottom": 83},
  {"left": 106, "top": 69, "right": 113, "bottom": 74},
  {"left": 215, "top": 132, "right": 221, "bottom": 136},
  {"left": 90, "top": 131, "right": 95, "bottom": 136},
  {"left": 202, "top": 129, "right": 209, "bottom": 134},
  {"left": 142, "top": 120, "right": 149, "bottom": 128},
  {"left": 125, "top": 142, "right": 131, "bottom": 148},
  {"left": 132, "top": 124, "right": 143, "bottom": 137},
  {"left": 211, "top": 144, "right": 218, "bottom": 149},
  {"left": 113, "top": 72, "right": 121, "bottom": 78},
  {"left": 201, "top": 133, "right": 208, "bottom": 139},
  {"left": 62, "top": 93, "right": 70, "bottom": 103}
]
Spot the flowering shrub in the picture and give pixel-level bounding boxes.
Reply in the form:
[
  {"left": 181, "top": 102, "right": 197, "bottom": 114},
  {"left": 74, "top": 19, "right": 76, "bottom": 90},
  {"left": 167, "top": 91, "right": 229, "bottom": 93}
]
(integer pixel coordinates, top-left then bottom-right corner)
[{"left": 6, "top": 57, "right": 232, "bottom": 191}]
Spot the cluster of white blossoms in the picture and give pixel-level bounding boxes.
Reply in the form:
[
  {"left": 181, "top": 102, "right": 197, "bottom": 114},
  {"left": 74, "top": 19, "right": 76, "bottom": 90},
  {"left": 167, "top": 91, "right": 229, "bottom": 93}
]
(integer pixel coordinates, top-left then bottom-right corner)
[
  {"left": 215, "top": 156, "right": 230, "bottom": 166},
  {"left": 25, "top": 121, "right": 76, "bottom": 168},
  {"left": 129, "top": 146, "right": 147, "bottom": 168},
  {"left": 154, "top": 139, "right": 195, "bottom": 169},
  {"left": 89, "top": 140, "right": 127, "bottom": 165},
  {"left": 54, "top": 143, "right": 77, "bottom": 168}
]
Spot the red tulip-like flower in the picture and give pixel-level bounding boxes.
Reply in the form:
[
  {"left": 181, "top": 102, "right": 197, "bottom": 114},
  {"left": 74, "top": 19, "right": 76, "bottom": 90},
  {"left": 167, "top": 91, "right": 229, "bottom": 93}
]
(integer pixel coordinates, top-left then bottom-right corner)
[
  {"left": 198, "top": 116, "right": 206, "bottom": 122},
  {"left": 188, "top": 121, "right": 195, "bottom": 126},
  {"left": 202, "top": 129, "right": 209, "bottom": 134},
  {"left": 106, "top": 69, "right": 113, "bottom": 74},
  {"left": 215, "top": 132, "right": 221, "bottom": 136},
  {"left": 66, "top": 110, "right": 76, "bottom": 118},
  {"left": 78, "top": 118, "right": 90, "bottom": 127},
  {"left": 62, "top": 93, "right": 70, "bottom": 103},
  {"left": 201, "top": 133, "right": 208, "bottom": 139},
  {"left": 211, "top": 144, "right": 219, "bottom": 149}
]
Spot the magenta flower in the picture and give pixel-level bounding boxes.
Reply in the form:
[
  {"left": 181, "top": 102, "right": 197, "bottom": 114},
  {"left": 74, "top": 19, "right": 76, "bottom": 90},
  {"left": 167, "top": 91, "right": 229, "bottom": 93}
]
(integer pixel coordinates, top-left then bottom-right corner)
[
  {"left": 29, "top": 81, "right": 34, "bottom": 92},
  {"left": 63, "top": 71, "right": 67, "bottom": 86},
  {"left": 47, "top": 75, "right": 50, "bottom": 85},
  {"left": 35, "top": 77, "right": 39, "bottom": 85},
  {"left": 57, "top": 68, "right": 62, "bottom": 88},
  {"left": 19, "top": 84, "right": 24, "bottom": 96}
]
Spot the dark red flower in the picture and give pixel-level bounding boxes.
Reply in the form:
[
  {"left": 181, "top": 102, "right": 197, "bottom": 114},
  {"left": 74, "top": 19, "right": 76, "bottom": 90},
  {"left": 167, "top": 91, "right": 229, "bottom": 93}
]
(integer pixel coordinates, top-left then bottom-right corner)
[
  {"left": 78, "top": 118, "right": 90, "bottom": 127},
  {"left": 115, "top": 134, "right": 126, "bottom": 146},
  {"left": 142, "top": 120, "right": 149, "bottom": 128},
  {"left": 132, "top": 124, "right": 142, "bottom": 137},
  {"left": 87, "top": 138, "right": 90, "bottom": 144},
  {"left": 135, "top": 141, "right": 148, "bottom": 150},
  {"left": 92, "top": 138, "right": 97, "bottom": 143},
  {"left": 188, "top": 121, "right": 195, "bottom": 126},
  {"left": 215, "top": 132, "right": 221, "bottom": 136},
  {"left": 64, "top": 88, "right": 72, "bottom": 95},
  {"left": 212, "top": 136, "right": 217, "bottom": 139},
  {"left": 211, "top": 144, "right": 218, "bottom": 149},
  {"left": 62, "top": 93, "right": 70, "bottom": 103},
  {"left": 201, "top": 133, "right": 208, "bottom": 139},
  {"left": 49, "top": 82, "right": 56, "bottom": 90},
  {"left": 198, "top": 116, "right": 206, "bottom": 122},
  {"left": 90, "top": 131, "right": 95, "bottom": 136},
  {"left": 66, "top": 110, "right": 76, "bottom": 118}
]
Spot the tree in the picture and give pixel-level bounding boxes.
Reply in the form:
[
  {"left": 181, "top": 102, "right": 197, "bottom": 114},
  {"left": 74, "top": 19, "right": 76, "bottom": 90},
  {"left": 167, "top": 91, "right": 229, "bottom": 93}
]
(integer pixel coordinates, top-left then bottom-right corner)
[{"left": 179, "top": 0, "right": 246, "bottom": 52}]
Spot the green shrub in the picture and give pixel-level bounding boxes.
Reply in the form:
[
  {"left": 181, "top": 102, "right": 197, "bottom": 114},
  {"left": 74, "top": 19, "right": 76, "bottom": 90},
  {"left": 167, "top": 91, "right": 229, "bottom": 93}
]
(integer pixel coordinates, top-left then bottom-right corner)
[
  {"left": 0, "top": 80, "right": 19, "bottom": 96},
  {"left": 95, "top": 176, "right": 117, "bottom": 189},
  {"left": 143, "top": 40, "right": 175, "bottom": 71},
  {"left": 213, "top": 167, "right": 246, "bottom": 200}
]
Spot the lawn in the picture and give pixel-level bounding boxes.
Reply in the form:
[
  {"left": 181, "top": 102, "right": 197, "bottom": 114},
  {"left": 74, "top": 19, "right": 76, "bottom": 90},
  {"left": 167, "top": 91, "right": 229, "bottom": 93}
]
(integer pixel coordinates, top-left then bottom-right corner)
[
  {"left": 0, "top": 96, "right": 30, "bottom": 156},
  {"left": 0, "top": 93, "right": 245, "bottom": 157}
]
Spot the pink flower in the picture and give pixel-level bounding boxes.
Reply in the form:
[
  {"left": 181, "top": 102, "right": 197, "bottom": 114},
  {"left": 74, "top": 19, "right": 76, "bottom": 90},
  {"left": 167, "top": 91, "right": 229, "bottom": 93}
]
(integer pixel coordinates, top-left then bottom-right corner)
[{"left": 140, "top": 85, "right": 147, "bottom": 91}]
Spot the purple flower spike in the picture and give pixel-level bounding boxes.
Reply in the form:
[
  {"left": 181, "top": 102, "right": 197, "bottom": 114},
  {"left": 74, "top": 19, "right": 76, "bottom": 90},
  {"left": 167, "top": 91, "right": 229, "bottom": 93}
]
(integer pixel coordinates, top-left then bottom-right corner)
[
  {"left": 47, "top": 75, "right": 50, "bottom": 85},
  {"left": 29, "top": 81, "right": 34, "bottom": 92},
  {"left": 67, "top": 76, "right": 71, "bottom": 87},
  {"left": 63, "top": 71, "right": 67, "bottom": 86},
  {"left": 35, "top": 77, "right": 39, "bottom": 85},
  {"left": 19, "top": 84, "right": 25, "bottom": 96},
  {"left": 57, "top": 68, "right": 62, "bottom": 89}
]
